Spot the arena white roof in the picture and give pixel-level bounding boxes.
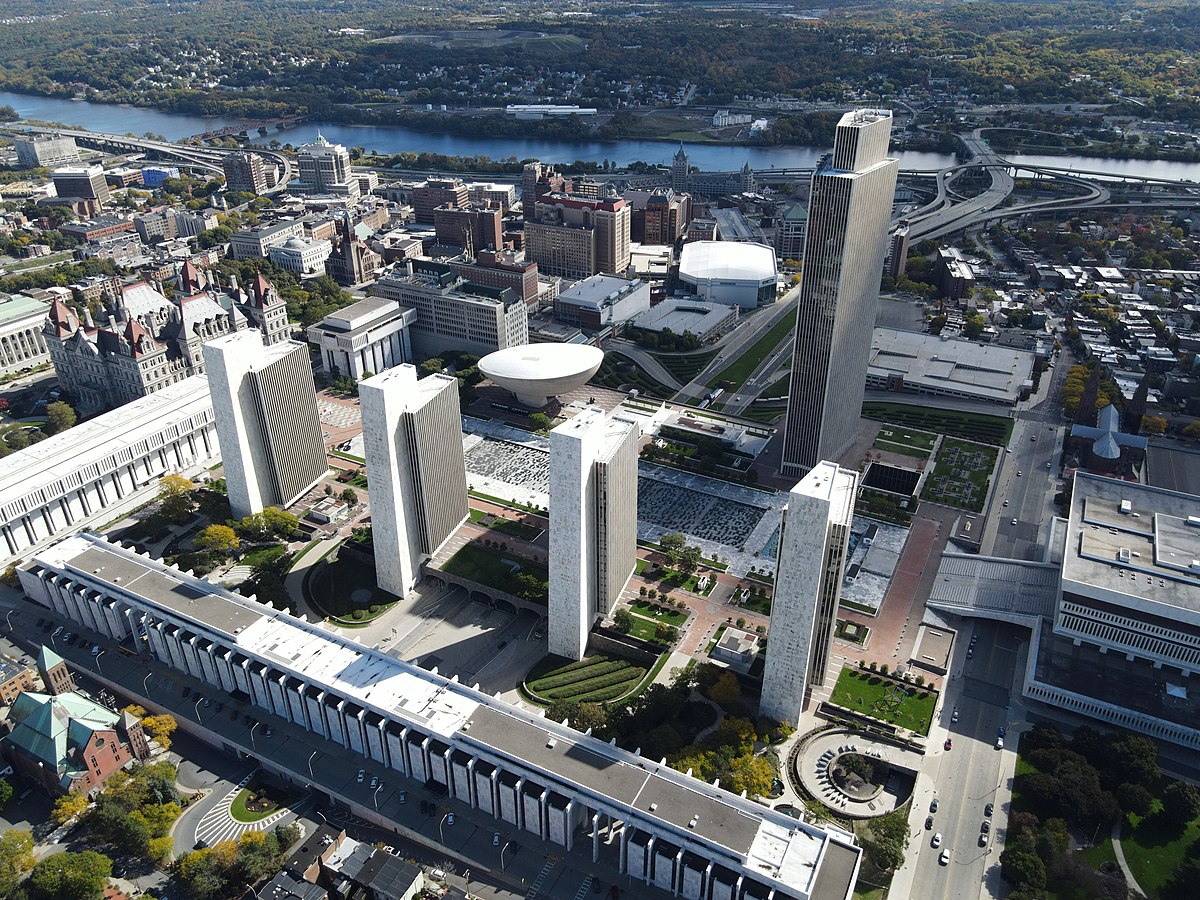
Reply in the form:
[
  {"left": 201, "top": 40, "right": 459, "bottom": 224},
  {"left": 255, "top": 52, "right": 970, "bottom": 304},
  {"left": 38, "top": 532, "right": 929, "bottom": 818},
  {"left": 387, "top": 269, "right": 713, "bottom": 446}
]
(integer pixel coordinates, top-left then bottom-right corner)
[{"left": 679, "top": 241, "right": 777, "bottom": 286}]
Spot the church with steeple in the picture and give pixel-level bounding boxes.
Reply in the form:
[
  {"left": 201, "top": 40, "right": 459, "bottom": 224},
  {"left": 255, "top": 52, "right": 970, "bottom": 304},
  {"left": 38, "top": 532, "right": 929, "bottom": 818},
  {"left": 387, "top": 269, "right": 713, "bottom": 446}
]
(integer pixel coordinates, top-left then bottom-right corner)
[{"left": 43, "top": 260, "right": 290, "bottom": 414}]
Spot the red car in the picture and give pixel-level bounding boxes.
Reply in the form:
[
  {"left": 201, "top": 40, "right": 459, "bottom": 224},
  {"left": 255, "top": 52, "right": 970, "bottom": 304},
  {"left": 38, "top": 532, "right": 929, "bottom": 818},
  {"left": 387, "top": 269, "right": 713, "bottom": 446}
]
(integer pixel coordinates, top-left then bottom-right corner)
[{"left": 944, "top": 738, "right": 953, "bottom": 751}]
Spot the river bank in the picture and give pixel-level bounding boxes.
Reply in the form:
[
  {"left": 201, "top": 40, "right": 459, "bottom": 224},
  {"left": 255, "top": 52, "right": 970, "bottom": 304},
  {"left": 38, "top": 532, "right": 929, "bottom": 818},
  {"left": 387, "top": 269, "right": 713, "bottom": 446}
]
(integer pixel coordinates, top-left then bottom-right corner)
[{"left": 4, "top": 89, "right": 1200, "bottom": 180}]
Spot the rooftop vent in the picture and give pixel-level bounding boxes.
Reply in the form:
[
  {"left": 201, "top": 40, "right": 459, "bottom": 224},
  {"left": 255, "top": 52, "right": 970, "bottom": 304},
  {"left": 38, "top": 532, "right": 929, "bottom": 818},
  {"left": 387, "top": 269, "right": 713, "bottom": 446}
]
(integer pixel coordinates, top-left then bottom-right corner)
[
  {"left": 1120, "top": 500, "right": 1132, "bottom": 514},
  {"left": 689, "top": 816, "right": 699, "bottom": 829},
  {"left": 1118, "top": 548, "right": 1131, "bottom": 563},
  {"left": 545, "top": 736, "right": 557, "bottom": 749},
  {"left": 649, "top": 803, "right": 657, "bottom": 812}
]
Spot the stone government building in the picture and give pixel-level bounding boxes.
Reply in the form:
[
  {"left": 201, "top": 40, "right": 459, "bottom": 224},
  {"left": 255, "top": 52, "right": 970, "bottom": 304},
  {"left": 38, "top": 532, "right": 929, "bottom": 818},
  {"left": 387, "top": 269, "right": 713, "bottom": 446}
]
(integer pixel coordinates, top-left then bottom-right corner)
[{"left": 44, "top": 260, "right": 289, "bottom": 415}]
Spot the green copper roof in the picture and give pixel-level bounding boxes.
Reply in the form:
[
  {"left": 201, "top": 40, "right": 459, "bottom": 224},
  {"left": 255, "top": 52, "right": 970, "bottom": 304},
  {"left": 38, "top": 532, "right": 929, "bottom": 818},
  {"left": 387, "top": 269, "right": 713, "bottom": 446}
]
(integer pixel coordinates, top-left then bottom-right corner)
[
  {"left": 0, "top": 292, "right": 51, "bottom": 327},
  {"left": 3, "top": 690, "right": 121, "bottom": 778}
]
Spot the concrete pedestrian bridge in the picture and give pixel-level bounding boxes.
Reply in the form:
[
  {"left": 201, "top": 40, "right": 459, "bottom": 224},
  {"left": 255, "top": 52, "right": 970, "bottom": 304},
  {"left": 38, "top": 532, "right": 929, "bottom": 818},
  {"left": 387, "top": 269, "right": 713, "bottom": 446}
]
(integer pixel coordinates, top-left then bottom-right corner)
[{"left": 794, "top": 728, "right": 924, "bottom": 819}]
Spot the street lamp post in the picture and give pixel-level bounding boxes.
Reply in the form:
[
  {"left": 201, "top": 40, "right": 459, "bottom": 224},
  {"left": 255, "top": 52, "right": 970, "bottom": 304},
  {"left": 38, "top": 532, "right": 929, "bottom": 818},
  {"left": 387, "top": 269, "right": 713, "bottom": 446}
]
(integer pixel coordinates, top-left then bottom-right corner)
[
  {"left": 307, "top": 750, "right": 318, "bottom": 779},
  {"left": 4, "top": 609, "right": 13, "bottom": 632},
  {"left": 50, "top": 626, "right": 61, "bottom": 647},
  {"left": 501, "top": 840, "right": 513, "bottom": 871},
  {"left": 250, "top": 721, "right": 260, "bottom": 751},
  {"left": 373, "top": 783, "right": 384, "bottom": 811},
  {"left": 93, "top": 650, "right": 104, "bottom": 675},
  {"left": 142, "top": 671, "right": 152, "bottom": 697},
  {"left": 194, "top": 697, "right": 204, "bottom": 722},
  {"left": 439, "top": 812, "right": 451, "bottom": 846}
]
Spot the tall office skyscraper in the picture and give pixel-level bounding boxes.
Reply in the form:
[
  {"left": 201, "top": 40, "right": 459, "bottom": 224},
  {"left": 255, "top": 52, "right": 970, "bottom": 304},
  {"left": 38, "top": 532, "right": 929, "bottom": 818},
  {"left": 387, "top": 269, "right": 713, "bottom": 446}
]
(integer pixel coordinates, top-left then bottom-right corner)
[
  {"left": 548, "top": 407, "right": 638, "bottom": 660},
  {"left": 203, "top": 331, "right": 327, "bottom": 519},
  {"left": 359, "top": 366, "right": 468, "bottom": 599},
  {"left": 781, "top": 110, "right": 898, "bottom": 476},
  {"left": 760, "top": 461, "right": 858, "bottom": 725}
]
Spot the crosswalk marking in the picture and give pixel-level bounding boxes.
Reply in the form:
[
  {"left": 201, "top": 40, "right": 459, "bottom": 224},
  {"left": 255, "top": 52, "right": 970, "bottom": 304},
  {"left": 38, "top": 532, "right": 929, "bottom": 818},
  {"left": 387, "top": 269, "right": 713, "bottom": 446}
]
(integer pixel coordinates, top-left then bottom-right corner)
[{"left": 194, "top": 771, "right": 294, "bottom": 848}]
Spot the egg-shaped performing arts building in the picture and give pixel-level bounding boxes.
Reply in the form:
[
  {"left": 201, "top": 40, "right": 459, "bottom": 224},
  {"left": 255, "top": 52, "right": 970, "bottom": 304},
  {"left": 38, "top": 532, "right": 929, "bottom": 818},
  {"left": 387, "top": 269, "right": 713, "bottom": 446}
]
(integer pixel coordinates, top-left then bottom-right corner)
[{"left": 479, "top": 344, "right": 604, "bottom": 408}]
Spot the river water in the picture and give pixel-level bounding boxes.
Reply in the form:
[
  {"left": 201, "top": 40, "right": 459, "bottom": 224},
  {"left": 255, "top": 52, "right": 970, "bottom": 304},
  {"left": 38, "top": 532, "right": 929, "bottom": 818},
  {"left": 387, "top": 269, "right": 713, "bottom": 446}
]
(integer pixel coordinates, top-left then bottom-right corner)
[{"left": 5, "top": 90, "right": 1200, "bottom": 180}]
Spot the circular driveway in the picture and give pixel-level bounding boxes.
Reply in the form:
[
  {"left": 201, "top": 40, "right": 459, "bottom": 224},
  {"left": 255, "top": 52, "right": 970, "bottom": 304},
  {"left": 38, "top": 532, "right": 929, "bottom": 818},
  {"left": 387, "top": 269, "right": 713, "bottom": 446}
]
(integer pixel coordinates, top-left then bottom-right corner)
[{"left": 795, "top": 728, "right": 925, "bottom": 819}]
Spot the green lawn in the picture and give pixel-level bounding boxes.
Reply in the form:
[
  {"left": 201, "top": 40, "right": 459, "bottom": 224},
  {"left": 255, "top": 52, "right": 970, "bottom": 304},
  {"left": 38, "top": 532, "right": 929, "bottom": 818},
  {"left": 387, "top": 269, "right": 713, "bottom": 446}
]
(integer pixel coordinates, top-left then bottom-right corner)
[
  {"left": 706, "top": 624, "right": 728, "bottom": 653},
  {"left": 441, "top": 543, "right": 549, "bottom": 603},
  {"left": 707, "top": 315, "right": 795, "bottom": 390},
  {"left": 1079, "top": 836, "right": 1117, "bottom": 870},
  {"left": 591, "top": 353, "right": 673, "bottom": 398},
  {"left": 467, "top": 490, "right": 545, "bottom": 516},
  {"left": 740, "top": 405, "right": 785, "bottom": 425},
  {"left": 828, "top": 667, "right": 936, "bottom": 735},
  {"left": 739, "top": 592, "right": 772, "bottom": 615},
  {"left": 651, "top": 349, "right": 719, "bottom": 382},
  {"left": 1122, "top": 803, "right": 1200, "bottom": 898},
  {"left": 874, "top": 426, "right": 938, "bottom": 452},
  {"left": 625, "top": 615, "right": 675, "bottom": 645},
  {"left": 862, "top": 401, "right": 1013, "bottom": 445},
  {"left": 230, "top": 785, "right": 290, "bottom": 823},
  {"left": 760, "top": 373, "right": 790, "bottom": 400},
  {"left": 630, "top": 600, "right": 687, "bottom": 626},
  {"left": 657, "top": 568, "right": 716, "bottom": 596},
  {"left": 524, "top": 654, "right": 647, "bottom": 703},
  {"left": 920, "top": 437, "right": 999, "bottom": 513},
  {"left": 468, "top": 507, "right": 542, "bottom": 540},
  {"left": 856, "top": 486, "right": 916, "bottom": 526},
  {"left": 306, "top": 545, "right": 398, "bottom": 624}
]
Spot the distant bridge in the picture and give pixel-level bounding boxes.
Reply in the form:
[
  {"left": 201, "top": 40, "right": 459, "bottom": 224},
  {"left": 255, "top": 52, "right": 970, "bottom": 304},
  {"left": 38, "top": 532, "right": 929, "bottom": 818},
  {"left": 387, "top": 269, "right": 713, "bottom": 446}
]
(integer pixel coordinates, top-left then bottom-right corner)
[
  {"left": 13, "top": 125, "right": 293, "bottom": 194},
  {"left": 189, "top": 115, "right": 307, "bottom": 143}
]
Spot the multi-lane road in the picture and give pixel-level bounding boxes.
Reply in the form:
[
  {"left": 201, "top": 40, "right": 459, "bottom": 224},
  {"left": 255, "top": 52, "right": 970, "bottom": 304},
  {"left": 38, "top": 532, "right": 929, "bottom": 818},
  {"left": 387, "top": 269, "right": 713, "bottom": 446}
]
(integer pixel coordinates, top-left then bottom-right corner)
[
  {"left": 899, "top": 619, "right": 1029, "bottom": 900},
  {"left": 984, "top": 353, "right": 1073, "bottom": 559}
]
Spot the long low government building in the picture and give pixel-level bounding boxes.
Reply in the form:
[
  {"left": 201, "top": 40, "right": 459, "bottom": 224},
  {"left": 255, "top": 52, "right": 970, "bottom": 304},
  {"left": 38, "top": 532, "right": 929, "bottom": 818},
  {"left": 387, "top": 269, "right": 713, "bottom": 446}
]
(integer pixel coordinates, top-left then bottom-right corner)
[
  {"left": 20, "top": 532, "right": 861, "bottom": 900},
  {"left": 866, "top": 327, "right": 1035, "bottom": 406},
  {"left": 929, "top": 472, "right": 1200, "bottom": 751},
  {"left": 0, "top": 376, "right": 217, "bottom": 563}
]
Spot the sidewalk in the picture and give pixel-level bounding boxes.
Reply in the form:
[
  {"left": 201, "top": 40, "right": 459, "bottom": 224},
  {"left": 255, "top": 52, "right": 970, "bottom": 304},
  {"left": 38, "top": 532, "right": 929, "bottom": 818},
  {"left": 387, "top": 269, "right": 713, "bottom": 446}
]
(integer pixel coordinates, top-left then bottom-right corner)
[{"left": 5, "top": 601, "right": 693, "bottom": 900}]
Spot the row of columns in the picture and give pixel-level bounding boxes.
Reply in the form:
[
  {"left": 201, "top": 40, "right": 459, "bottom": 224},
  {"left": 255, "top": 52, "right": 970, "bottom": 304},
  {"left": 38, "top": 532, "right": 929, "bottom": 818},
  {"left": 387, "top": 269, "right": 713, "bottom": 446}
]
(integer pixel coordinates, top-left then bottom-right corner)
[
  {"left": 27, "top": 561, "right": 795, "bottom": 900},
  {"left": 0, "top": 423, "right": 216, "bottom": 557},
  {"left": 0, "top": 326, "right": 47, "bottom": 372}
]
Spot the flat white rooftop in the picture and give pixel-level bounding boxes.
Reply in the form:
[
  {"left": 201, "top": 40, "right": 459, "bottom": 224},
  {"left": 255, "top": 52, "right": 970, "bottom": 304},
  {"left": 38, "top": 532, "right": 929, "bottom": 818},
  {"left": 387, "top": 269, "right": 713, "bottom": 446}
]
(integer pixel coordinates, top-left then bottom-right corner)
[
  {"left": 29, "top": 532, "right": 852, "bottom": 893},
  {"left": 0, "top": 376, "right": 211, "bottom": 512},
  {"left": 1064, "top": 472, "right": 1200, "bottom": 622}
]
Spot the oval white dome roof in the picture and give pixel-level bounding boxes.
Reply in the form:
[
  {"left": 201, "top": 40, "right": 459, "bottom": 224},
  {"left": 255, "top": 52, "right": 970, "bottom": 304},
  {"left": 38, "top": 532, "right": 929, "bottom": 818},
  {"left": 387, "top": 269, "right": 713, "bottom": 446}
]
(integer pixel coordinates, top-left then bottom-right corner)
[
  {"left": 679, "top": 241, "right": 777, "bottom": 284},
  {"left": 479, "top": 344, "right": 605, "bottom": 407}
]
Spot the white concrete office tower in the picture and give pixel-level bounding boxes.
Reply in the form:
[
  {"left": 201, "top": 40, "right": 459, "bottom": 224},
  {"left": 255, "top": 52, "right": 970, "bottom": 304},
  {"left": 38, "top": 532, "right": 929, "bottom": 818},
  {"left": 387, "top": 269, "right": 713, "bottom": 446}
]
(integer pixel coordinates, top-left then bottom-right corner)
[
  {"left": 359, "top": 366, "right": 468, "bottom": 599},
  {"left": 203, "top": 332, "right": 327, "bottom": 519},
  {"left": 548, "top": 407, "right": 639, "bottom": 660},
  {"left": 781, "top": 110, "right": 898, "bottom": 476},
  {"left": 294, "top": 133, "right": 360, "bottom": 198},
  {"left": 760, "top": 462, "right": 858, "bottom": 725}
]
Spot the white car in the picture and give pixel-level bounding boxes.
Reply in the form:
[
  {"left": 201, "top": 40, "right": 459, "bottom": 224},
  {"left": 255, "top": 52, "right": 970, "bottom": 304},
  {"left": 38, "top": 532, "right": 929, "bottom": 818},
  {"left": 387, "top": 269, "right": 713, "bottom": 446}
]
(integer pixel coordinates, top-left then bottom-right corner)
[
  {"left": 1011, "top": 518, "right": 1018, "bottom": 526},
  {"left": 979, "top": 833, "right": 989, "bottom": 847},
  {"left": 939, "top": 848, "right": 951, "bottom": 866},
  {"left": 932, "top": 833, "right": 942, "bottom": 848},
  {"left": 996, "top": 737, "right": 1005, "bottom": 750},
  {"left": 356, "top": 769, "right": 365, "bottom": 783}
]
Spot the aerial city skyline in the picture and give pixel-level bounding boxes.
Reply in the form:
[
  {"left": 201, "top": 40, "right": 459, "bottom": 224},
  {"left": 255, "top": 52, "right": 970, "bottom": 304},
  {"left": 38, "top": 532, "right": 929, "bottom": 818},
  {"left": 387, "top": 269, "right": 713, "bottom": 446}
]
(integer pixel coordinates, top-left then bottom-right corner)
[{"left": 0, "top": 2, "right": 1197, "bottom": 899}]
